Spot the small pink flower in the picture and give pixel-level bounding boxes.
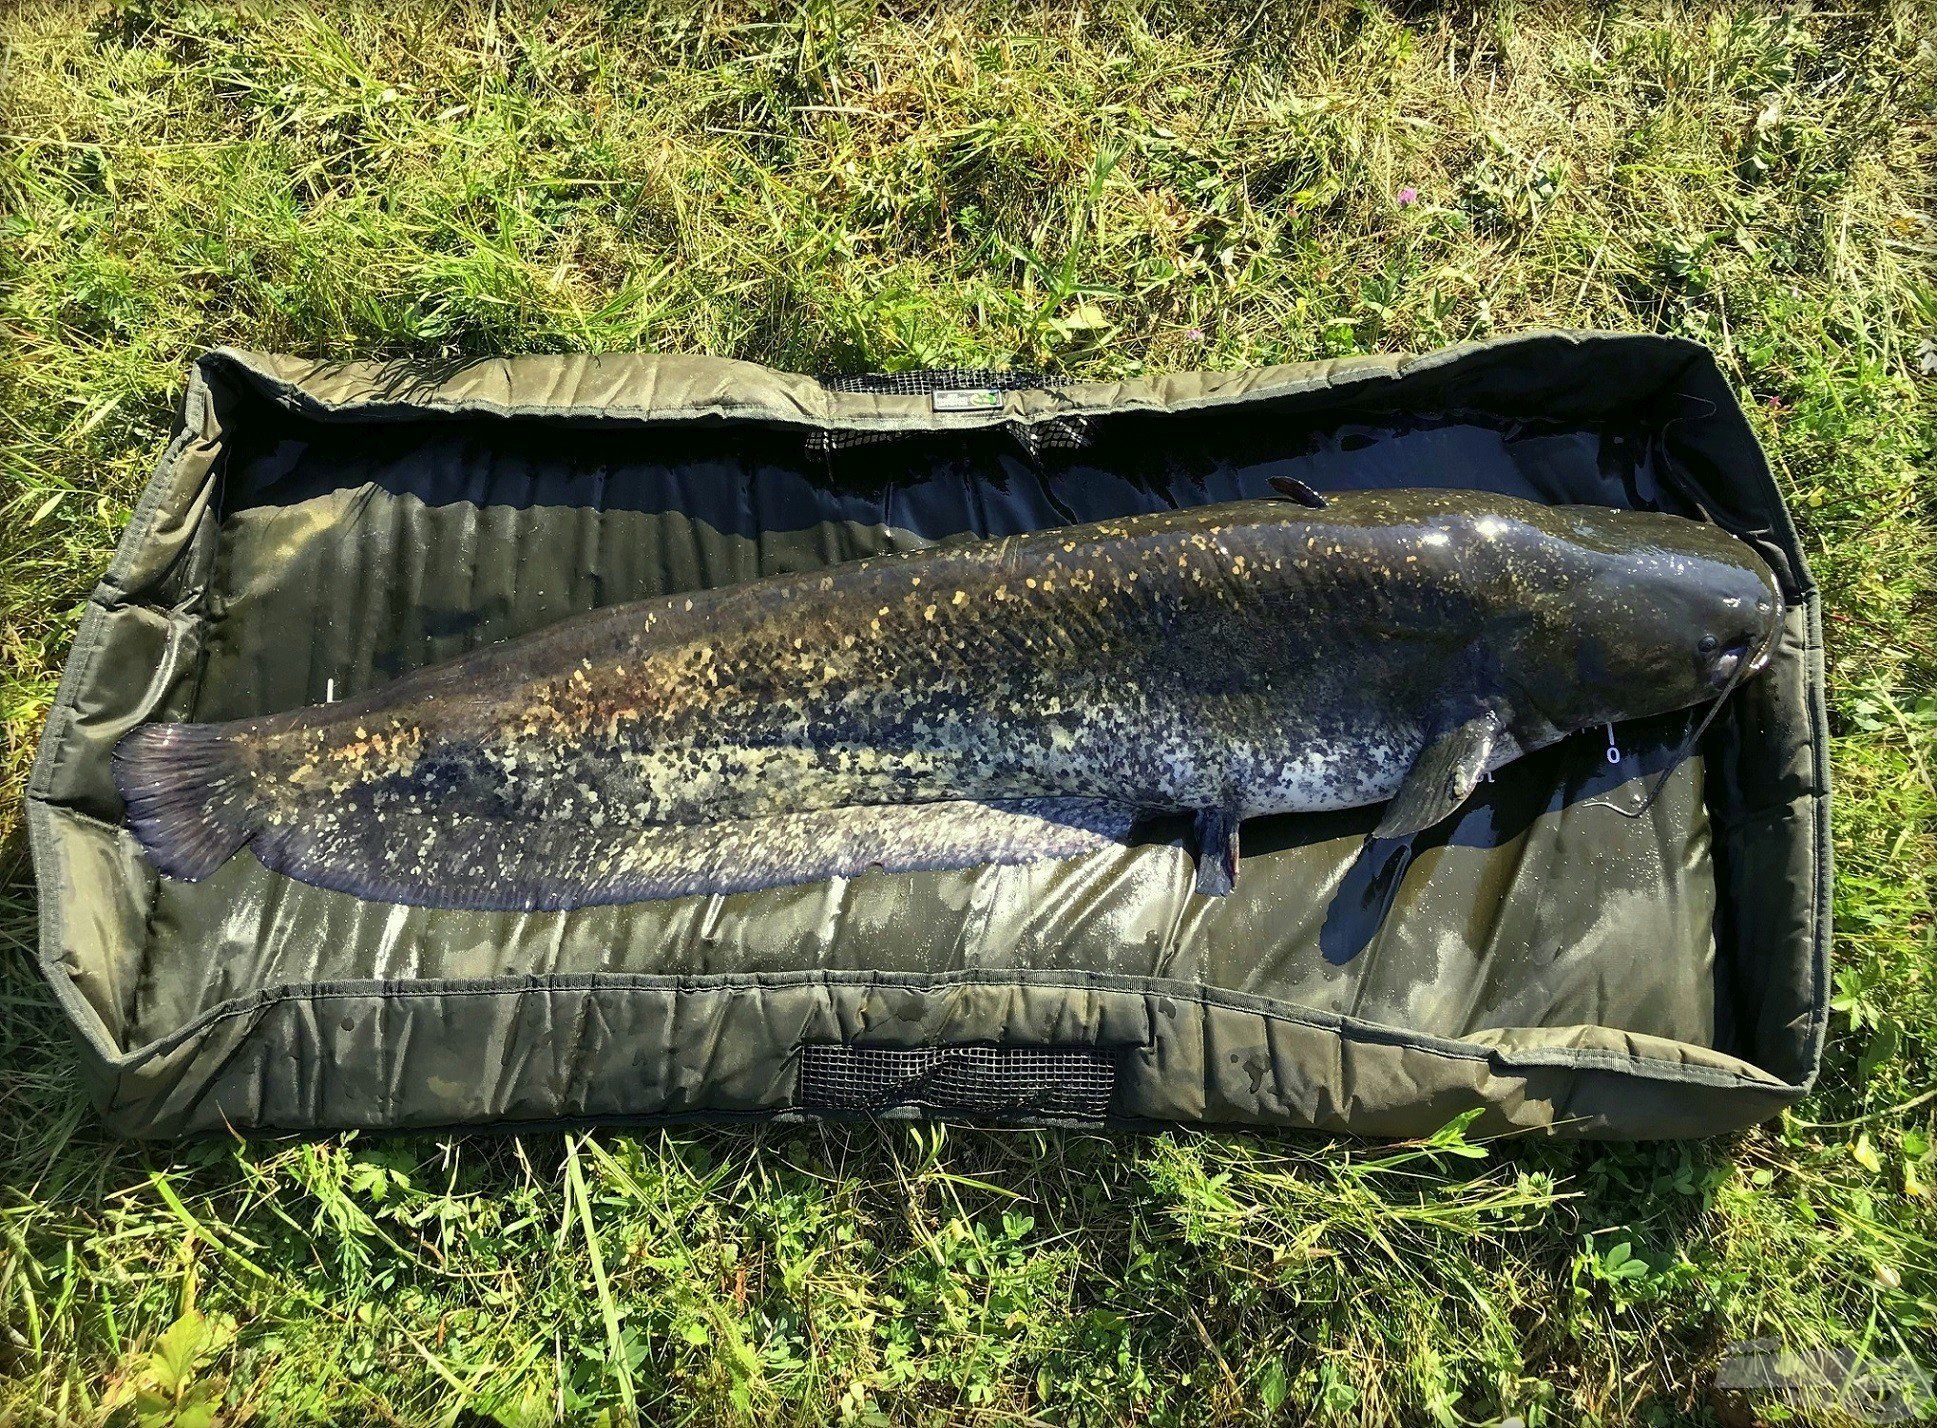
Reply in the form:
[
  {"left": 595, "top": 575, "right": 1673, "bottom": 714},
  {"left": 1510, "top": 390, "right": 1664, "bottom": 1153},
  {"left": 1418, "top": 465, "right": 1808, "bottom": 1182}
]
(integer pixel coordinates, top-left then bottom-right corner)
[
  {"left": 1187, "top": 328, "right": 1207, "bottom": 343},
  {"left": 1396, "top": 187, "right": 1419, "bottom": 207}
]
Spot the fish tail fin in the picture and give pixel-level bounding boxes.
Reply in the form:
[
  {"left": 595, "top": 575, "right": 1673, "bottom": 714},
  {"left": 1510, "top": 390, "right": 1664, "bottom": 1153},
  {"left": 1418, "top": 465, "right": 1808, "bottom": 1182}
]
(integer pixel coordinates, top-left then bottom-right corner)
[{"left": 112, "top": 722, "right": 261, "bottom": 881}]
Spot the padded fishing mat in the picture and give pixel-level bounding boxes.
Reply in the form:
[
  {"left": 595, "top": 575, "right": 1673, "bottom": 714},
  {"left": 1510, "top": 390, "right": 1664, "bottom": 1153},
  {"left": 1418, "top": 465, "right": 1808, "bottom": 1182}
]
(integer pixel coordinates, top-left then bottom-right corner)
[{"left": 27, "top": 334, "right": 1829, "bottom": 1137}]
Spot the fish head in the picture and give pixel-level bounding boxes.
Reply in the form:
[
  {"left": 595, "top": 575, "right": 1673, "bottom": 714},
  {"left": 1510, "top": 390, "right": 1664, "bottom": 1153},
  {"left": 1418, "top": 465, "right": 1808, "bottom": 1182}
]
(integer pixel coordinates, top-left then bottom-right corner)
[{"left": 1498, "top": 506, "right": 1785, "bottom": 740}]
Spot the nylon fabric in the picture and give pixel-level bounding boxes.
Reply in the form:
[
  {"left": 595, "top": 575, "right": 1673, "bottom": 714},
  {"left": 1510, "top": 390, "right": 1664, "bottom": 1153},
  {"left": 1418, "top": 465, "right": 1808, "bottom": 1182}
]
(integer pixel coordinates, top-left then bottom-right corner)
[{"left": 25, "top": 333, "right": 1830, "bottom": 1137}]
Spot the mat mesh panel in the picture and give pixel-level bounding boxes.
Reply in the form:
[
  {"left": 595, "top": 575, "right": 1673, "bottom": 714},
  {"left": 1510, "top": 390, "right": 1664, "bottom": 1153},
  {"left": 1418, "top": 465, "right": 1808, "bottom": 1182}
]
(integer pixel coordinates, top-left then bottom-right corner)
[
  {"left": 811, "top": 369, "right": 1091, "bottom": 457},
  {"left": 797, "top": 1044, "right": 1118, "bottom": 1118}
]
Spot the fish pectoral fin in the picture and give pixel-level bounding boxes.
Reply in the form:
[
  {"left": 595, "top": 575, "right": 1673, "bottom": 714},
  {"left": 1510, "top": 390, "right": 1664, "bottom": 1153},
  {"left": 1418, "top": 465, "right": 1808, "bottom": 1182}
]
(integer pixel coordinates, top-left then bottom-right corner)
[
  {"left": 1192, "top": 805, "right": 1242, "bottom": 896},
  {"left": 1373, "top": 711, "right": 1501, "bottom": 840},
  {"left": 1266, "top": 475, "right": 1327, "bottom": 508}
]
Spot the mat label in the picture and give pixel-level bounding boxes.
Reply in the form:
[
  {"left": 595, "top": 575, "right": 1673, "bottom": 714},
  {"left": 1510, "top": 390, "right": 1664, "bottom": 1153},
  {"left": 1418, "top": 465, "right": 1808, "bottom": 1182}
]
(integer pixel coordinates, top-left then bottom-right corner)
[{"left": 930, "top": 388, "right": 1005, "bottom": 412}]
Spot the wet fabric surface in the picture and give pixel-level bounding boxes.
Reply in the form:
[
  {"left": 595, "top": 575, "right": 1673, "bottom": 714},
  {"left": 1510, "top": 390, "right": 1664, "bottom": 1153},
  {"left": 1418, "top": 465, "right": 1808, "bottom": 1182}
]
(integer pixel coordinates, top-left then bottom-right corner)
[
  {"left": 133, "top": 401, "right": 1717, "bottom": 1048},
  {"left": 28, "top": 338, "right": 1828, "bottom": 1136}
]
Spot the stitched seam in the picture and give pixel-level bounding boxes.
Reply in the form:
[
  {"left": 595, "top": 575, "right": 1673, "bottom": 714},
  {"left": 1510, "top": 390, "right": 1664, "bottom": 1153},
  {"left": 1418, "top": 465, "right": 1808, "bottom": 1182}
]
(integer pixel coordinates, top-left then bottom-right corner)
[
  {"left": 212, "top": 334, "right": 1618, "bottom": 436},
  {"left": 122, "top": 972, "right": 1789, "bottom": 1091},
  {"left": 33, "top": 338, "right": 1825, "bottom": 1111}
]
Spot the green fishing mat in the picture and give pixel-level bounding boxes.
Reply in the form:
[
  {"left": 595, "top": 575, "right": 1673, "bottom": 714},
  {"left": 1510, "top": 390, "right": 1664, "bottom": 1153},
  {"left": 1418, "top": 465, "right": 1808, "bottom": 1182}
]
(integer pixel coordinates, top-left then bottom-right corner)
[{"left": 27, "top": 333, "right": 1830, "bottom": 1138}]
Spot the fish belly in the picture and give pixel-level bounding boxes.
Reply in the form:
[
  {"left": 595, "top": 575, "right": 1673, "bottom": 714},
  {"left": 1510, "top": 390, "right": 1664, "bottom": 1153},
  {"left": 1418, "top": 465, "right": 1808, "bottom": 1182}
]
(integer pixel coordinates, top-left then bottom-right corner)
[{"left": 1236, "top": 731, "right": 1415, "bottom": 819}]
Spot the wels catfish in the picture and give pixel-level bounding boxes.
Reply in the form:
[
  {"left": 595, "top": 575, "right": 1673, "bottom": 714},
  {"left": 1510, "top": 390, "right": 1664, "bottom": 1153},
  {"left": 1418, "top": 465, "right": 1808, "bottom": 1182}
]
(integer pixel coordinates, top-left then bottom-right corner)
[{"left": 114, "top": 488, "right": 1783, "bottom": 911}]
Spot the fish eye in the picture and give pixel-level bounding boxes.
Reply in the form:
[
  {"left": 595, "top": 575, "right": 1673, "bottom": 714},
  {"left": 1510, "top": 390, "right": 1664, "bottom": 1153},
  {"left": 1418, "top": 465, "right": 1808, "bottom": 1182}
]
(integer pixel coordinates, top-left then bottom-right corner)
[{"left": 1698, "top": 634, "right": 1719, "bottom": 654}]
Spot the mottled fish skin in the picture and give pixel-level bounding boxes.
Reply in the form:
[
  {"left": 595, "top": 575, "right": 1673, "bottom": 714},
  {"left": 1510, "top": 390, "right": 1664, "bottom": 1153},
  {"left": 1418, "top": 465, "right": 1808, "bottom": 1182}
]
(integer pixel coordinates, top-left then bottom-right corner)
[{"left": 113, "top": 490, "right": 1784, "bottom": 908}]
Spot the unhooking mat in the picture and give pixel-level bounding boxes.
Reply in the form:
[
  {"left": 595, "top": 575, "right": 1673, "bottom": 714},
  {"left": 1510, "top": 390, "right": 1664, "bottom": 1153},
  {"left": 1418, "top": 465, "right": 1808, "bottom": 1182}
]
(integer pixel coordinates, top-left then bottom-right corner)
[{"left": 26, "top": 333, "right": 1830, "bottom": 1137}]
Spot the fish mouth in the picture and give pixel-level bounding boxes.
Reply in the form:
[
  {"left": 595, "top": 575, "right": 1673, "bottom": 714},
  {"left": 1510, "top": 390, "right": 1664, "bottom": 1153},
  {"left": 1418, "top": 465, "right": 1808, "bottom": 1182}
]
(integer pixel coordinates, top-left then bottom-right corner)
[
  {"left": 1727, "top": 600, "right": 1782, "bottom": 689},
  {"left": 1709, "top": 605, "right": 1785, "bottom": 689},
  {"left": 1706, "top": 638, "right": 1753, "bottom": 689}
]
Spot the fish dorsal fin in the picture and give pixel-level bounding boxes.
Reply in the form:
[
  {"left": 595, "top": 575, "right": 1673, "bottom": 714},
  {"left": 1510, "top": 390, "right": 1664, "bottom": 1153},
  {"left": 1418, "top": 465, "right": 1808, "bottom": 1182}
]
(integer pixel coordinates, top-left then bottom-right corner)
[
  {"left": 1373, "top": 711, "right": 1501, "bottom": 840},
  {"left": 1266, "top": 476, "right": 1327, "bottom": 508}
]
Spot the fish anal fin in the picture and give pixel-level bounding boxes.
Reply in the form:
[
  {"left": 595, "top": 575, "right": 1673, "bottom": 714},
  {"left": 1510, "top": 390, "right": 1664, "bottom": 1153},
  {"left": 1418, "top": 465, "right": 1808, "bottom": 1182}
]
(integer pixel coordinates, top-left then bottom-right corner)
[
  {"left": 1373, "top": 711, "right": 1501, "bottom": 840},
  {"left": 250, "top": 797, "right": 1145, "bottom": 912}
]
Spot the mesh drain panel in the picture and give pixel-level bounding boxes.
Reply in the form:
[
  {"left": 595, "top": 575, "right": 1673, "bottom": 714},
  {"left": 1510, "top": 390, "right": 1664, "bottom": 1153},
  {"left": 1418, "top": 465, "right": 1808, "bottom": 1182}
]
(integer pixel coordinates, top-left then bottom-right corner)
[
  {"left": 811, "top": 369, "right": 1091, "bottom": 457},
  {"left": 797, "top": 1044, "right": 1118, "bottom": 1119}
]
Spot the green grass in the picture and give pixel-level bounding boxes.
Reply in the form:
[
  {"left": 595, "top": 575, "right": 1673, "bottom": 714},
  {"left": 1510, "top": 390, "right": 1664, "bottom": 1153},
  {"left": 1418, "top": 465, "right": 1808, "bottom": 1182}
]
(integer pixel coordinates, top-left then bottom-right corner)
[{"left": 2, "top": 1, "right": 1933, "bottom": 1423}]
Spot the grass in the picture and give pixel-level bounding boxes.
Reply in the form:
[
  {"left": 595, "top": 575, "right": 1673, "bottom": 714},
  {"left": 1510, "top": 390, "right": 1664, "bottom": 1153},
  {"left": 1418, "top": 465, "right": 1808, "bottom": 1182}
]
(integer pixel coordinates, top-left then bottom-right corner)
[{"left": 1, "top": 1, "right": 1933, "bottom": 1422}]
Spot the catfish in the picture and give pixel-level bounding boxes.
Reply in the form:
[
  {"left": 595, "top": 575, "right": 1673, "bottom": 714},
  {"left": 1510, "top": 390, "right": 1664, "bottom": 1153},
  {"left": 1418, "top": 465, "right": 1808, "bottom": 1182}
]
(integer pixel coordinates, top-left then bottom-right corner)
[{"left": 114, "top": 488, "right": 1783, "bottom": 911}]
